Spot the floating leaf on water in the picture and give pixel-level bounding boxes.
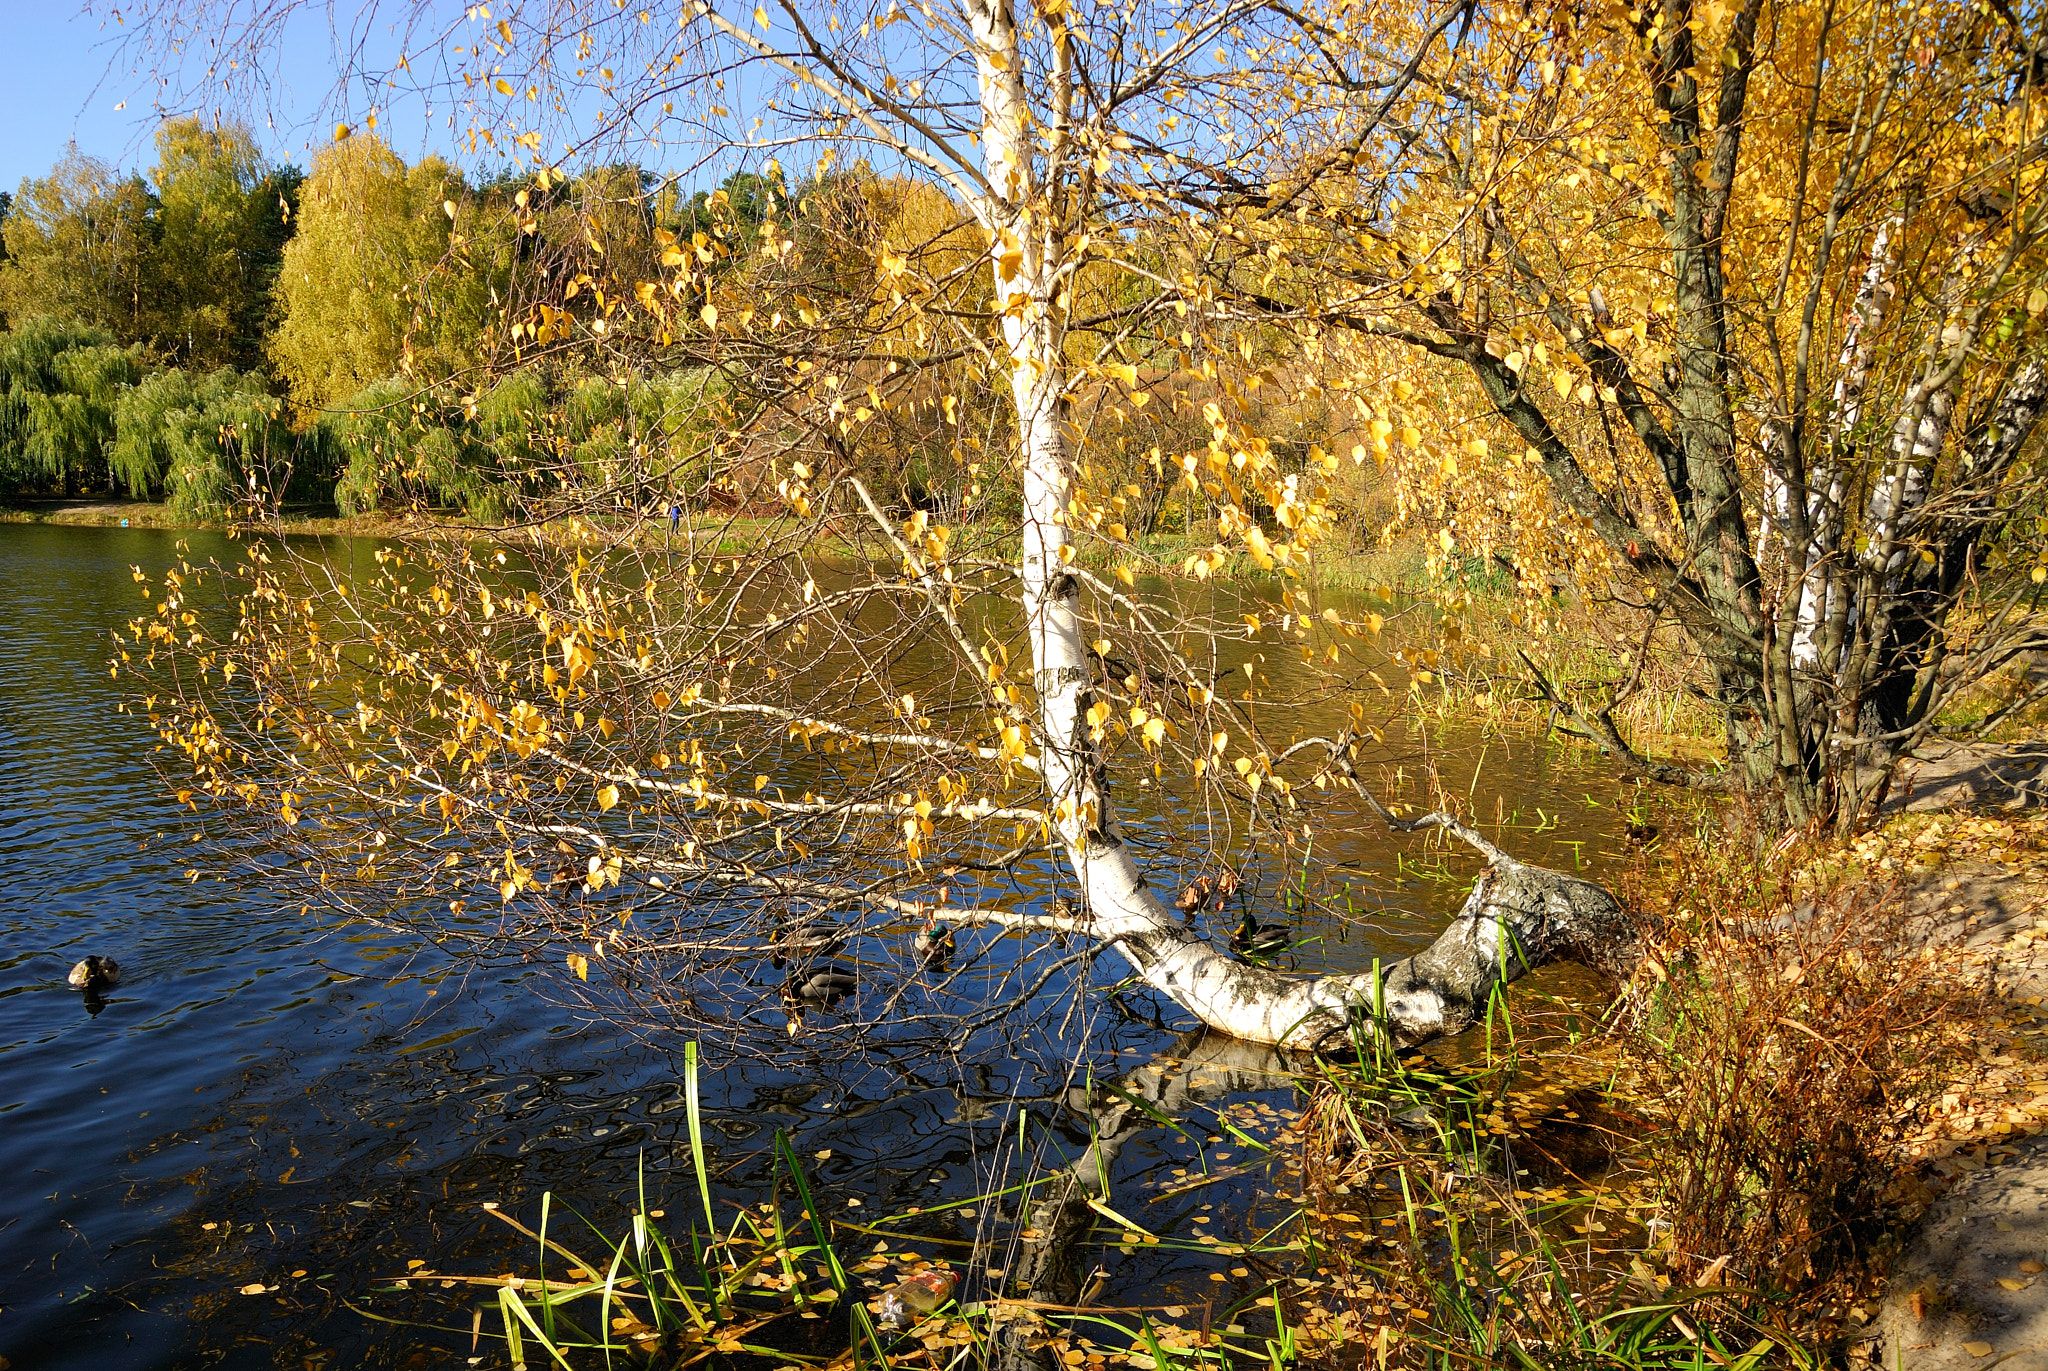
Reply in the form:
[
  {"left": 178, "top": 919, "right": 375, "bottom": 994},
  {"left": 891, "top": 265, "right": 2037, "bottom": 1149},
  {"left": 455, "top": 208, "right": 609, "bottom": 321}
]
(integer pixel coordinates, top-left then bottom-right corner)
[
  {"left": 407, "top": 1259, "right": 426, "bottom": 1270},
  {"left": 202, "top": 1223, "right": 218, "bottom": 1231},
  {"left": 291, "top": 1270, "right": 307, "bottom": 1278},
  {"left": 239, "top": 1283, "right": 267, "bottom": 1295}
]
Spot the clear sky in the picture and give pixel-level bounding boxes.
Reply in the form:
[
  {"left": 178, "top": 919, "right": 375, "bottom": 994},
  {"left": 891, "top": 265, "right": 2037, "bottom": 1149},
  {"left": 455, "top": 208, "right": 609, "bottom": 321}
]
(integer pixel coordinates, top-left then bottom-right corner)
[
  {"left": 0, "top": 4, "right": 858, "bottom": 197},
  {"left": 0, "top": 5, "right": 455, "bottom": 190}
]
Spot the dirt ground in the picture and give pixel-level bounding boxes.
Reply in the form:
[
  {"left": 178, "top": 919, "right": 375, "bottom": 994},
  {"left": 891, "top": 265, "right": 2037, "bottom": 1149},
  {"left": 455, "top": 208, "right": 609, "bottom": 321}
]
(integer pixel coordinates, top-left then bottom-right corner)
[{"left": 1872, "top": 745, "right": 2048, "bottom": 1369}]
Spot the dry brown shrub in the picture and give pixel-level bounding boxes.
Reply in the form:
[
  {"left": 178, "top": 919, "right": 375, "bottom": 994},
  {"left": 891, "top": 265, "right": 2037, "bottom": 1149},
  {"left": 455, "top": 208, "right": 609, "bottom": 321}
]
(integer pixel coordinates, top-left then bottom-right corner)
[{"left": 1616, "top": 833, "right": 1990, "bottom": 1292}]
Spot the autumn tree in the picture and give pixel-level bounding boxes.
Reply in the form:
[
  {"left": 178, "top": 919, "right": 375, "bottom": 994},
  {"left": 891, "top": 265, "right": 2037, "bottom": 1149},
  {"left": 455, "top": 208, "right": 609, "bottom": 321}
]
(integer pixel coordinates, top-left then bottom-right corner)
[
  {"left": 1192, "top": 0, "right": 2048, "bottom": 828},
  {"left": 115, "top": 0, "right": 1642, "bottom": 1089},
  {"left": 268, "top": 134, "right": 487, "bottom": 411},
  {"left": 150, "top": 116, "right": 302, "bottom": 370},
  {"left": 0, "top": 148, "right": 160, "bottom": 341}
]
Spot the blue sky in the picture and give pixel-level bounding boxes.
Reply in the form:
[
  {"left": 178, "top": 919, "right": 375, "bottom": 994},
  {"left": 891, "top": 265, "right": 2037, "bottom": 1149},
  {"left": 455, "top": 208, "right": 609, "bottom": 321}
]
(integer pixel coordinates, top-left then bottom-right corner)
[{"left": 0, "top": 5, "right": 448, "bottom": 190}]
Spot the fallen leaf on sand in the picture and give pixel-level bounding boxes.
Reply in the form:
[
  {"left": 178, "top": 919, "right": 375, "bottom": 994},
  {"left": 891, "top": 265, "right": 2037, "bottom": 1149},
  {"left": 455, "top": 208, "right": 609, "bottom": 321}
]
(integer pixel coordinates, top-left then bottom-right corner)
[{"left": 1964, "top": 1342, "right": 1996, "bottom": 1358}]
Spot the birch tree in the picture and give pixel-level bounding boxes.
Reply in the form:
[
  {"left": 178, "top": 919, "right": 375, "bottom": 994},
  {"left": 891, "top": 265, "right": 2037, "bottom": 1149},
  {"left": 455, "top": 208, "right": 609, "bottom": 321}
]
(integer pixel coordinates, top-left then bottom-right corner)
[{"left": 116, "top": 0, "right": 1634, "bottom": 1057}]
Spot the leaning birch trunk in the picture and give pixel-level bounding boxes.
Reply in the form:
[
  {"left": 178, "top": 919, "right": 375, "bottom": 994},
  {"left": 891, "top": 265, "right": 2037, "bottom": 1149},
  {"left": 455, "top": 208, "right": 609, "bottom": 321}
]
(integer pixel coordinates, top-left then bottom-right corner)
[{"left": 965, "top": 0, "right": 1634, "bottom": 1052}]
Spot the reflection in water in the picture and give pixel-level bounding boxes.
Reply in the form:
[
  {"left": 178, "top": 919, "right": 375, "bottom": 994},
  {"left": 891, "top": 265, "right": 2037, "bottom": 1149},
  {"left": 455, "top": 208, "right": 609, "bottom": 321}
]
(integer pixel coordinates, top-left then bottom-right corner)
[
  {"left": 0, "top": 523, "right": 1659, "bottom": 1369},
  {"left": 1006, "top": 1031, "right": 1304, "bottom": 1315}
]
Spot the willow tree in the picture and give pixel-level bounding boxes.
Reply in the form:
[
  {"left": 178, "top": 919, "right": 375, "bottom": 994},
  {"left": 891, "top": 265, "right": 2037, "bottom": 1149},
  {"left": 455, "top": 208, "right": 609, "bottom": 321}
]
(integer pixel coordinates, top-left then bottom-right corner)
[
  {"left": 116, "top": 0, "right": 1635, "bottom": 1058},
  {"left": 1207, "top": 0, "right": 2048, "bottom": 828}
]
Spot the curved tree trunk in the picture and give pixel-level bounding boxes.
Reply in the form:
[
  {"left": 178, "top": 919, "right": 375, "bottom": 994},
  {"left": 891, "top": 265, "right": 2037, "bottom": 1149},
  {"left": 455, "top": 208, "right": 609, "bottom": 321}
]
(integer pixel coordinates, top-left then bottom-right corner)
[
  {"left": 964, "top": 0, "right": 1635, "bottom": 1052},
  {"left": 943, "top": 812, "right": 1635, "bottom": 1050}
]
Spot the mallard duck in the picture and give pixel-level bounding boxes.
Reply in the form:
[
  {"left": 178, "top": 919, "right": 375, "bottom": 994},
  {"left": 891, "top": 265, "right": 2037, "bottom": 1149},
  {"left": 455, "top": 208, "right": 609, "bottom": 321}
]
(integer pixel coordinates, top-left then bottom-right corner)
[
  {"left": 780, "top": 964, "right": 859, "bottom": 1036},
  {"left": 912, "top": 916, "right": 954, "bottom": 967},
  {"left": 1231, "top": 913, "right": 1289, "bottom": 959},
  {"left": 769, "top": 918, "right": 846, "bottom": 968},
  {"left": 68, "top": 955, "right": 122, "bottom": 990}
]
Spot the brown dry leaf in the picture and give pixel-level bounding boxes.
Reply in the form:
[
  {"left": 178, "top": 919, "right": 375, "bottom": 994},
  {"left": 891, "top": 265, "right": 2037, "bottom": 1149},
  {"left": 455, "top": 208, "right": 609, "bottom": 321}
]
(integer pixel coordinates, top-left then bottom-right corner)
[
  {"left": 1998, "top": 1278, "right": 2031, "bottom": 1291},
  {"left": 2022, "top": 1261, "right": 2046, "bottom": 1274},
  {"left": 1964, "top": 1343, "right": 1996, "bottom": 1357}
]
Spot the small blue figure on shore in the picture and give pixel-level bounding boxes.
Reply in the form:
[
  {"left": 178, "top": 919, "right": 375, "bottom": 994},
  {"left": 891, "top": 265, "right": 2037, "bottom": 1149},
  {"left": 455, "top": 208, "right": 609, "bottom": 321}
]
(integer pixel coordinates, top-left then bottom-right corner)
[{"left": 668, "top": 500, "right": 681, "bottom": 534}]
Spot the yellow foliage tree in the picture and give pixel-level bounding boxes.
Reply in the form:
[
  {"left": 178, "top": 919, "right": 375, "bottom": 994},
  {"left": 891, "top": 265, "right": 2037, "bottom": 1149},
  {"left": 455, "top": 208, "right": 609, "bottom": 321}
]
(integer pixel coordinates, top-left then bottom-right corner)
[
  {"left": 1217, "top": 0, "right": 2048, "bottom": 826},
  {"left": 268, "top": 134, "right": 483, "bottom": 411}
]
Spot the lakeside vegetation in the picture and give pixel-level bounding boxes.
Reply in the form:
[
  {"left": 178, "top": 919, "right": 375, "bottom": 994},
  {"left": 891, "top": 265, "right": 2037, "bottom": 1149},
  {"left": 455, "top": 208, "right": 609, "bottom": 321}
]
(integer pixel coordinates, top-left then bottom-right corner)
[
  {"left": 354, "top": 814, "right": 2048, "bottom": 1371},
  {"left": 44, "top": 0, "right": 2048, "bottom": 1366}
]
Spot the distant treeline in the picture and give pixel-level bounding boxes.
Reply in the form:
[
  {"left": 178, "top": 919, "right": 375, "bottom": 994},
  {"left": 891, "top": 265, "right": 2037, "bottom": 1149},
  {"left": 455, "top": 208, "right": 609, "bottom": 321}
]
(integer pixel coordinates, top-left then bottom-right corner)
[
  {"left": 0, "top": 119, "right": 759, "bottom": 518},
  {"left": 0, "top": 118, "right": 1338, "bottom": 529}
]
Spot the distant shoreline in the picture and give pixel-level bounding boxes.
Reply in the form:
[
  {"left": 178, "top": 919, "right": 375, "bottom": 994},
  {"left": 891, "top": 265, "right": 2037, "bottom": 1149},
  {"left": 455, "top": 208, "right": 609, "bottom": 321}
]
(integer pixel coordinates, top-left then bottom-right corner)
[{"left": 0, "top": 498, "right": 388, "bottom": 537}]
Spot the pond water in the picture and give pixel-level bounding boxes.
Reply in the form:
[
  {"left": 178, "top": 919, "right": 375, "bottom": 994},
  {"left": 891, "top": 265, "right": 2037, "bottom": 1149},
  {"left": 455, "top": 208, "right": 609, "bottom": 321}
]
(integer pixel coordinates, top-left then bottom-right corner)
[{"left": 0, "top": 522, "right": 1650, "bottom": 1369}]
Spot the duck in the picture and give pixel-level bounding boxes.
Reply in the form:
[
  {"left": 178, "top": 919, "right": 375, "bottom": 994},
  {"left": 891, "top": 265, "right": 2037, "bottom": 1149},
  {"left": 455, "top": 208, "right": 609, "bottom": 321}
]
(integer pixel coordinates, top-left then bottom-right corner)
[
  {"left": 779, "top": 964, "right": 859, "bottom": 1036},
  {"left": 1231, "top": 913, "right": 1290, "bottom": 960},
  {"left": 769, "top": 917, "right": 846, "bottom": 969},
  {"left": 1624, "top": 822, "right": 1661, "bottom": 847},
  {"left": 912, "top": 916, "right": 955, "bottom": 967},
  {"left": 68, "top": 956, "right": 122, "bottom": 991}
]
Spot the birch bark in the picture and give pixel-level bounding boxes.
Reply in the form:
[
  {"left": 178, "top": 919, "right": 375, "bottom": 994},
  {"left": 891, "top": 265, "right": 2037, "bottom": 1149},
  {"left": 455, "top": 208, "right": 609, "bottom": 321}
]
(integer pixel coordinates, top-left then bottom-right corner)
[{"left": 965, "top": 0, "right": 1632, "bottom": 1048}]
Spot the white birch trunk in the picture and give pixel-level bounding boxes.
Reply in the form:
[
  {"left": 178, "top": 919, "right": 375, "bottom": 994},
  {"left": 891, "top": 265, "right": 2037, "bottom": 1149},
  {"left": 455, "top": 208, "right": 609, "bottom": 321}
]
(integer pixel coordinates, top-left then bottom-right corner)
[
  {"left": 1779, "top": 217, "right": 1896, "bottom": 670},
  {"left": 965, "top": 1, "right": 1631, "bottom": 1049}
]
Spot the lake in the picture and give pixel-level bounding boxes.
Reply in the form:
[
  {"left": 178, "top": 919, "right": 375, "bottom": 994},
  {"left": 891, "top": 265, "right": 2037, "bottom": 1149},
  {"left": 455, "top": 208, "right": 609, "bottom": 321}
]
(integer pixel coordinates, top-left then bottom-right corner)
[{"left": 0, "top": 521, "right": 1645, "bottom": 1368}]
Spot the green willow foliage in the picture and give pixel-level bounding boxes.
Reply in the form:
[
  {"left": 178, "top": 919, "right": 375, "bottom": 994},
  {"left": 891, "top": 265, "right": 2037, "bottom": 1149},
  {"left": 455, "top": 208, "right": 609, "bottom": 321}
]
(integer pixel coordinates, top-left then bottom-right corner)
[
  {"left": 111, "top": 366, "right": 309, "bottom": 520},
  {"left": 0, "top": 318, "right": 143, "bottom": 493},
  {"left": 326, "top": 369, "right": 721, "bottom": 521}
]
